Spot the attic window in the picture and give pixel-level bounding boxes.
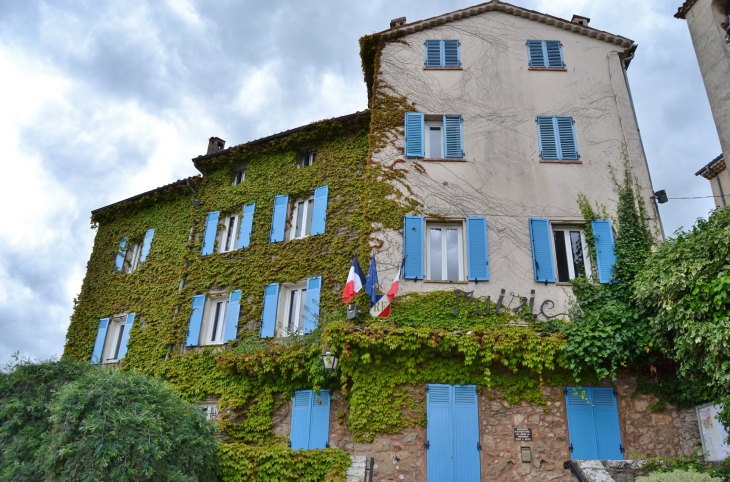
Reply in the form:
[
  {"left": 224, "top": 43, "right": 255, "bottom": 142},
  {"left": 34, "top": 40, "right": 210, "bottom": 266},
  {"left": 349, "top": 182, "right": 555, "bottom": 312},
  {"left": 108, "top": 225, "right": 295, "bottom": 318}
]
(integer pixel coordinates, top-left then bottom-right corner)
[
  {"left": 390, "top": 16, "right": 406, "bottom": 28},
  {"left": 571, "top": 15, "right": 590, "bottom": 26}
]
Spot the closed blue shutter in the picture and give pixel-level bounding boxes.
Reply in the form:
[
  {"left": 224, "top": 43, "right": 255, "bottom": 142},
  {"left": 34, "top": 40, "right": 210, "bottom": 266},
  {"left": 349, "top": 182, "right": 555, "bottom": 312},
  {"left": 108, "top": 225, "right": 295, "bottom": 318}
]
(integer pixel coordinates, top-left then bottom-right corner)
[
  {"left": 290, "top": 390, "right": 313, "bottom": 450},
  {"left": 91, "top": 318, "right": 110, "bottom": 364},
  {"left": 185, "top": 295, "right": 206, "bottom": 346},
  {"left": 140, "top": 229, "right": 155, "bottom": 262},
  {"left": 591, "top": 220, "right": 616, "bottom": 283},
  {"left": 115, "top": 237, "right": 128, "bottom": 272},
  {"left": 404, "top": 112, "right": 425, "bottom": 158},
  {"left": 454, "top": 385, "right": 481, "bottom": 482},
  {"left": 443, "top": 115, "right": 463, "bottom": 158},
  {"left": 592, "top": 388, "right": 623, "bottom": 460},
  {"left": 311, "top": 186, "right": 329, "bottom": 235},
  {"left": 565, "top": 387, "right": 599, "bottom": 460},
  {"left": 303, "top": 276, "right": 321, "bottom": 334},
  {"left": 536, "top": 116, "right": 558, "bottom": 160},
  {"left": 237, "top": 203, "right": 255, "bottom": 249},
  {"left": 529, "top": 218, "right": 556, "bottom": 283},
  {"left": 545, "top": 40, "right": 564, "bottom": 68},
  {"left": 309, "top": 389, "right": 331, "bottom": 449},
  {"left": 403, "top": 216, "right": 424, "bottom": 279},
  {"left": 425, "top": 39, "right": 442, "bottom": 67},
  {"left": 443, "top": 40, "right": 460, "bottom": 67},
  {"left": 466, "top": 217, "right": 489, "bottom": 281},
  {"left": 201, "top": 211, "right": 219, "bottom": 255},
  {"left": 556, "top": 117, "right": 579, "bottom": 160},
  {"left": 116, "top": 312, "right": 135, "bottom": 360},
  {"left": 224, "top": 290, "right": 241, "bottom": 343},
  {"left": 427, "top": 384, "right": 455, "bottom": 482},
  {"left": 527, "top": 40, "right": 546, "bottom": 67},
  {"left": 260, "top": 283, "right": 279, "bottom": 338},
  {"left": 270, "top": 195, "right": 288, "bottom": 243}
]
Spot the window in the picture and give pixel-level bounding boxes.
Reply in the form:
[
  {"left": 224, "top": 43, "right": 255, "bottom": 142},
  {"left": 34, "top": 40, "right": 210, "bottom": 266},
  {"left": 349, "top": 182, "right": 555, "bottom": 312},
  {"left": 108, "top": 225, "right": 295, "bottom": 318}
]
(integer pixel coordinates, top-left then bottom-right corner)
[
  {"left": 232, "top": 167, "right": 246, "bottom": 185},
  {"left": 201, "top": 205, "right": 255, "bottom": 255},
  {"left": 218, "top": 214, "right": 239, "bottom": 253},
  {"left": 426, "top": 123, "right": 443, "bottom": 159},
  {"left": 123, "top": 243, "right": 141, "bottom": 273},
  {"left": 427, "top": 223, "right": 464, "bottom": 281},
  {"left": 269, "top": 186, "right": 328, "bottom": 243},
  {"left": 565, "top": 387, "right": 623, "bottom": 460},
  {"left": 290, "top": 197, "right": 314, "bottom": 240},
  {"left": 259, "top": 277, "right": 322, "bottom": 338},
  {"left": 185, "top": 291, "right": 241, "bottom": 347},
  {"left": 536, "top": 116, "right": 579, "bottom": 161},
  {"left": 115, "top": 230, "right": 154, "bottom": 273},
  {"left": 299, "top": 151, "right": 315, "bottom": 168},
  {"left": 404, "top": 113, "right": 463, "bottom": 159},
  {"left": 290, "top": 389, "right": 331, "bottom": 450},
  {"left": 552, "top": 227, "right": 590, "bottom": 282},
  {"left": 424, "top": 39, "right": 461, "bottom": 67},
  {"left": 282, "top": 282, "right": 307, "bottom": 334},
  {"left": 200, "top": 402, "right": 218, "bottom": 420},
  {"left": 91, "top": 313, "right": 135, "bottom": 364},
  {"left": 204, "top": 296, "right": 228, "bottom": 344},
  {"left": 526, "top": 40, "right": 564, "bottom": 69}
]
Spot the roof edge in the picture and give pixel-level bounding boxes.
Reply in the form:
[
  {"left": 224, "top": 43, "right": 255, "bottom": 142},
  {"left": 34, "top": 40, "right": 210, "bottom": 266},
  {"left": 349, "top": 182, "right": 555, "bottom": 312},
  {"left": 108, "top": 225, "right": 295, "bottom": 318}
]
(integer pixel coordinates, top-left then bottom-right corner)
[
  {"left": 91, "top": 176, "right": 201, "bottom": 216},
  {"left": 695, "top": 153, "right": 725, "bottom": 178},
  {"left": 675, "top": 0, "right": 698, "bottom": 19}
]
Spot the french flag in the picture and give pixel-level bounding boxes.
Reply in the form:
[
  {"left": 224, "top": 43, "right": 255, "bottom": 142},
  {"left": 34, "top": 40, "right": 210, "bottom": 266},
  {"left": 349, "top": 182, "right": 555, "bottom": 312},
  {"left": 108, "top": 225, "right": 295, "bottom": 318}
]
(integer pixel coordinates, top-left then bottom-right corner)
[
  {"left": 370, "top": 265, "right": 401, "bottom": 318},
  {"left": 342, "top": 257, "right": 366, "bottom": 303}
]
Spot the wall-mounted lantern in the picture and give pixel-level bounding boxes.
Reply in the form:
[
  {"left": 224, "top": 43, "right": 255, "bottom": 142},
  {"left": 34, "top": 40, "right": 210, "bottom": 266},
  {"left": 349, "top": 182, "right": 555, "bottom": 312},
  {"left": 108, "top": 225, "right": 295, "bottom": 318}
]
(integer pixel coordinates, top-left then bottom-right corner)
[{"left": 322, "top": 348, "right": 339, "bottom": 373}]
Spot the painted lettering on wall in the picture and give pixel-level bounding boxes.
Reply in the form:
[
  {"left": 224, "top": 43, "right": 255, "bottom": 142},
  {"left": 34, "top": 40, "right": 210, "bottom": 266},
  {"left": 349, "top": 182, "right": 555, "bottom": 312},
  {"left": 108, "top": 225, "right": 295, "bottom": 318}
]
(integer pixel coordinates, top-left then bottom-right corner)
[{"left": 452, "top": 288, "right": 566, "bottom": 320}]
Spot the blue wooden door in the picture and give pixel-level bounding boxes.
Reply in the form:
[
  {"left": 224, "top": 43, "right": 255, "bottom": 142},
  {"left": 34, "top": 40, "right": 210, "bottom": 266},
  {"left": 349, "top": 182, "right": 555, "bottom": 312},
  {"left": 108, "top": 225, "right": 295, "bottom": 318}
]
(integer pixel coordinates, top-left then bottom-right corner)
[{"left": 565, "top": 387, "right": 623, "bottom": 460}]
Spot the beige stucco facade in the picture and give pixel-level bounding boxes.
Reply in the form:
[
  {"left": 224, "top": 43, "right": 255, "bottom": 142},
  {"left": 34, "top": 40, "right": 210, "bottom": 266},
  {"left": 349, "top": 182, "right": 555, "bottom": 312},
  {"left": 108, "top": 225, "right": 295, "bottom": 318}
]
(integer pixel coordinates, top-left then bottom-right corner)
[{"left": 369, "top": 7, "right": 661, "bottom": 313}]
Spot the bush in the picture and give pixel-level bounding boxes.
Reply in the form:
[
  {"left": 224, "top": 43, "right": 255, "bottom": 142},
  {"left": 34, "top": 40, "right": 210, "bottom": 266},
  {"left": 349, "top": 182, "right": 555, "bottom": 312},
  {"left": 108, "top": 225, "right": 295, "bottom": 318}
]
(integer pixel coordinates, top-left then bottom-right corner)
[{"left": 636, "top": 469, "right": 722, "bottom": 482}]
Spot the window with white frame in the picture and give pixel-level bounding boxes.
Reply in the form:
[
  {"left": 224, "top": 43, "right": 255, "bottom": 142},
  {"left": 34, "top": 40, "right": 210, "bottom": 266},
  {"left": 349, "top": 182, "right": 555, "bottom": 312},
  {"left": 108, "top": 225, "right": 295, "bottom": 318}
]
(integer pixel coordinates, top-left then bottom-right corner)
[
  {"left": 299, "top": 151, "right": 315, "bottom": 168},
  {"left": 232, "top": 166, "right": 246, "bottom": 186},
  {"left": 279, "top": 282, "right": 308, "bottom": 335},
  {"left": 103, "top": 315, "right": 128, "bottom": 363},
  {"left": 427, "top": 222, "right": 464, "bottom": 281},
  {"left": 289, "top": 197, "right": 314, "bottom": 240},
  {"left": 201, "top": 295, "right": 228, "bottom": 345},
  {"left": 123, "top": 243, "right": 141, "bottom": 273},
  {"left": 425, "top": 122, "right": 443, "bottom": 159},
  {"left": 552, "top": 227, "right": 591, "bottom": 282},
  {"left": 218, "top": 214, "right": 239, "bottom": 253},
  {"left": 200, "top": 402, "right": 219, "bottom": 420}
]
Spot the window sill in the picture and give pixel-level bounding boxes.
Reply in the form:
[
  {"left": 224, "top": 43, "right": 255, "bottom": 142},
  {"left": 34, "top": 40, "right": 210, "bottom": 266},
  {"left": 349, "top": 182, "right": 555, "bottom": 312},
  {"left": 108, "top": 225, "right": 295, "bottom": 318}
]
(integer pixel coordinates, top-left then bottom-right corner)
[
  {"left": 423, "top": 67, "right": 463, "bottom": 70},
  {"left": 528, "top": 67, "right": 567, "bottom": 72},
  {"left": 556, "top": 282, "right": 574, "bottom": 286},
  {"left": 539, "top": 159, "right": 582, "bottom": 164},
  {"left": 423, "top": 279, "right": 469, "bottom": 284},
  {"left": 421, "top": 158, "right": 467, "bottom": 162}
]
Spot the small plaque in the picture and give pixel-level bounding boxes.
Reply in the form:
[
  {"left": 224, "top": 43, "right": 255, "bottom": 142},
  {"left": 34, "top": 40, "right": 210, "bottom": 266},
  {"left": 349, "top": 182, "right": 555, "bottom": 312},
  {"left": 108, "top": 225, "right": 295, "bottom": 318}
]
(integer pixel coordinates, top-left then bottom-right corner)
[{"left": 513, "top": 427, "right": 532, "bottom": 442}]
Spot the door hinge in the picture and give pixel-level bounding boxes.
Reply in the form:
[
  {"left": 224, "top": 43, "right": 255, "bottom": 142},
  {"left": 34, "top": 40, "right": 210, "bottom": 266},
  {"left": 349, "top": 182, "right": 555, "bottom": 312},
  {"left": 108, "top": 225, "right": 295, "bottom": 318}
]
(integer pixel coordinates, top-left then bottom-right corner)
[
  {"left": 325, "top": 442, "right": 330, "bottom": 448},
  {"left": 564, "top": 387, "right": 568, "bottom": 396},
  {"left": 425, "top": 441, "right": 430, "bottom": 450},
  {"left": 477, "top": 442, "right": 482, "bottom": 451},
  {"left": 288, "top": 441, "right": 292, "bottom": 448},
  {"left": 425, "top": 386, "right": 429, "bottom": 392},
  {"left": 613, "top": 388, "right": 617, "bottom": 397},
  {"left": 569, "top": 443, "right": 573, "bottom": 453},
  {"left": 620, "top": 444, "right": 624, "bottom": 454}
]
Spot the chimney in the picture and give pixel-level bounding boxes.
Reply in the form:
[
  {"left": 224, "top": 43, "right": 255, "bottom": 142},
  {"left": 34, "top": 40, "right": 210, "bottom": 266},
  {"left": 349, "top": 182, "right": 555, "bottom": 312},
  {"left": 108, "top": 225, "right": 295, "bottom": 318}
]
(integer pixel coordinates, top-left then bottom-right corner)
[
  {"left": 390, "top": 16, "right": 406, "bottom": 28},
  {"left": 207, "top": 137, "right": 225, "bottom": 155},
  {"left": 571, "top": 15, "right": 590, "bottom": 26}
]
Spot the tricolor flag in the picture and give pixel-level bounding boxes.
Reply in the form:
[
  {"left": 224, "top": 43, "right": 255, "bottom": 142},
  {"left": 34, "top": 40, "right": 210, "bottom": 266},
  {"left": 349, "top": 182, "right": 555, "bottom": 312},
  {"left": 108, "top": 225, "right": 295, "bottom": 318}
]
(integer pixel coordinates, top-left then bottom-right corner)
[
  {"left": 370, "top": 265, "right": 401, "bottom": 318},
  {"left": 342, "top": 257, "right": 366, "bottom": 304}
]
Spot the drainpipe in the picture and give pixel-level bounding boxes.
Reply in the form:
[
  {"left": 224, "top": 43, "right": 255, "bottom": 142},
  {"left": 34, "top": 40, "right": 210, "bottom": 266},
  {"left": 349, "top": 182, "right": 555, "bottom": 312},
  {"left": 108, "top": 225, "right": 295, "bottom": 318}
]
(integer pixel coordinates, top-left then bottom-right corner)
[{"left": 705, "top": 167, "right": 726, "bottom": 207}]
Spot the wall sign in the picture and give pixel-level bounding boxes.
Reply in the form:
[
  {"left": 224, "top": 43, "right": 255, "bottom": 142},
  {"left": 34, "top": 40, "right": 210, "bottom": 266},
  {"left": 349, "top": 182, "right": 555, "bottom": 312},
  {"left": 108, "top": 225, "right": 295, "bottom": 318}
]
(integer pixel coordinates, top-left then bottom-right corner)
[
  {"left": 453, "top": 288, "right": 566, "bottom": 320},
  {"left": 513, "top": 427, "right": 533, "bottom": 442},
  {"left": 697, "top": 403, "right": 730, "bottom": 461}
]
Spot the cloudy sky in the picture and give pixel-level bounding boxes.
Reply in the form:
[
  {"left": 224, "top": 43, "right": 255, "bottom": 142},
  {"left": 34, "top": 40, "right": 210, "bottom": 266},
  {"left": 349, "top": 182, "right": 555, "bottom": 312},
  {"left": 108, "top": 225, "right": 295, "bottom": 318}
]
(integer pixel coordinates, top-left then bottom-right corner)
[{"left": 0, "top": 0, "right": 719, "bottom": 364}]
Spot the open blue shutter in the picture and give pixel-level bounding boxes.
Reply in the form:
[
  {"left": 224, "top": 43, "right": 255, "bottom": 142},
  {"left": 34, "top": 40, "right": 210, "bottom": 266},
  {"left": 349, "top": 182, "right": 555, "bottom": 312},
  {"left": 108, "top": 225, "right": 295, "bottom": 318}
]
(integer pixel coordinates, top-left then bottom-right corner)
[
  {"left": 592, "top": 220, "right": 616, "bottom": 284},
  {"left": 237, "top": 203, "right": 255, "bottom": 249},
  {"left": 290, "top": 390, "right": 313, "bottom": 450},
  {"left": 427, "top": 384, "right": 455, "bottom": 482},
  {"left": 545, "top": 40, "right": 564, "bottom": 68},
  {"left": 116, "top": 313, "right": 135, "bottom": 360},
  {"left": 443, "top": 115, "right": 463, "bottom": 158},
  {"left": 529, "top": 218, "right": 556, "bottom": 283},
  {"left": 454, "top": 385, "right": 481, "bottom": 482},
  {"left": 303, "top": 276, "right": 321, "bottom": 334},
  {"left": 443, "top": 40, "right": 460, "bottom": 67},
  {"left": 115, "top": 237, "right": 128, "bottom": 271},
  {"left": 309, "top": 389, "right": 331, "bottom": 449},
  {"left": 201, "top": 211, "right": 219, "bottom": 255},
  {"left": 403, "top": 216, "right": 424, "bottom": 279},
  {"left": 527, "top": 40, "right": 546, "bottom": 67},
  {"left": 425, "top": 39, "right": 442, "bottom": 66},
  {"left": 185, "top": 295, "right": 206, "bottom": 346},
  {"left": 466, "top": 217, "right": 489, "bottom": 281},
  {"left": 556, "top": 116, "right": 578, "bottom": 160},
  {"left": 404, "top": 112, "right": 425, "bottom": 158},
  {"left": 260, "top": 283, "right": 279, "bottom": 338},
  {"left": 592, "top": 388, "right": 623, "bottom": 460},
  {"left": 565, "top": 387, "right": 599, "bottom": 460},
  {"left": 536, "top": 116, "right": 558, "bottom": 160},
  {"left": 91, "top": 318, "right": 110, "bottom": 364},
  {"left": 311, "top": 186, "right": 329, "bottom": 235},
  {"left": 140, "top": 229, "right": 155, "bottom": 262},
  {"left": 270, "top": 195, "right": 288, "bottom": 243},
  {"left": 224, "top": 290, "right": 241, "bottom": 343}
]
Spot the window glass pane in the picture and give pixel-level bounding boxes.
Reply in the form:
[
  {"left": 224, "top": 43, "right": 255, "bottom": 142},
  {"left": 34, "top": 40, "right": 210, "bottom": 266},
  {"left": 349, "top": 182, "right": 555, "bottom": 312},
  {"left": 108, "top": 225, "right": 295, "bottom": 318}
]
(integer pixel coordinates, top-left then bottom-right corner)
[
  {"left": 569, "top": 231, "right": 585, "bottom": 278},
  {"left": 211, "top": 302, "right": 223, "bottom": 342},
  {"left": 553, "top": 230, "right": 570, "bottom": 282},
  {"left": 429, "top": 228, "right": 443, "bottom": 280},
  {"left": 305, "top": 199, "right": 314, "bottom": 236},
  {"left": 288, "top": 290, "right": 299, "bottom": 332},
  {"left": 225, "top": 216, "right": 236, "bottom": 251},
  {"left": 297, "top": 288, "right": 307, "bottom": 332},
  {"left": 294, "top": 202, "right": 304, "bottom": 238},
  {"left": 446, "top": 228, "right": 459, "bottom": 281},
  {"left": 430, "top": 127, "right": 442, "bottom": 158},
  {"left": 113, "top": 324, "right": 125, "bottom": 359}
]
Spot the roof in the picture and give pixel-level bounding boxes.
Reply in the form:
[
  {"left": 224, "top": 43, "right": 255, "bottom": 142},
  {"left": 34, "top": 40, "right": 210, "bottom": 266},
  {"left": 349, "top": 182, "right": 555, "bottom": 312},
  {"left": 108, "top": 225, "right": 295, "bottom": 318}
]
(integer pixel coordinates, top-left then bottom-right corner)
[
  {"left": 377, "top": 0, "right": 634, "bottom": 48},
  {"left": 675, "top": 0, "right": 698, "bottom": 19},
  {"left": 91, "top": 176, "right": 201, "bottom": 215},
  {"left": 695, "top": 153, "right": 726, "bottom": 179}
]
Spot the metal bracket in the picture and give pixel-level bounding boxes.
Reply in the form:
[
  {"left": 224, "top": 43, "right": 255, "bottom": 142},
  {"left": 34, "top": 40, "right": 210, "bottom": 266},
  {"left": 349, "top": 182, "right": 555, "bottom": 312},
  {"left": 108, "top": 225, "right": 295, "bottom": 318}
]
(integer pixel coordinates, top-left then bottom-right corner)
[
  {"left": 425, "top": 441, "right": 430, "bottom": 450},
  {"left": 569, "top": 443, "right": 573, "bottom": 453},
  {"left": 620, "top": 444, "right": 624, "bottom": 454},
  {"left": 325, "top": 442, "right": 330, "bottom": 448},
  {"left": 477, "top": 442, "right": 482, "bottom": 451}
]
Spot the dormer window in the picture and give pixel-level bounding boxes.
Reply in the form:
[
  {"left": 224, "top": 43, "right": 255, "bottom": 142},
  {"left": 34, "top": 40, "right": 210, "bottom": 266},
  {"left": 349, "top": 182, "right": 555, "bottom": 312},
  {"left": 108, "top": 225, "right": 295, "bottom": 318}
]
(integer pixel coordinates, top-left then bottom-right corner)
[{"left": 299, "top": 151, "right": 315, "bottom": 168}]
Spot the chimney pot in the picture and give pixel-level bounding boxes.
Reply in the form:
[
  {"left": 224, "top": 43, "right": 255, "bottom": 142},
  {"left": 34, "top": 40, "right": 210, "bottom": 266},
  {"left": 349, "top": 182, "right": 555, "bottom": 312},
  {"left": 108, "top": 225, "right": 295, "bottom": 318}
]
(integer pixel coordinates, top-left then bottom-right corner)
[
  {"left": 207, "top": 137, "right": 226, "bottom": 155},
  {"left": 571, "top": 14, "right": 590, "bottom": 26},
  {"left": 390, "top": 16, "right": 406, "bottom": 28}
]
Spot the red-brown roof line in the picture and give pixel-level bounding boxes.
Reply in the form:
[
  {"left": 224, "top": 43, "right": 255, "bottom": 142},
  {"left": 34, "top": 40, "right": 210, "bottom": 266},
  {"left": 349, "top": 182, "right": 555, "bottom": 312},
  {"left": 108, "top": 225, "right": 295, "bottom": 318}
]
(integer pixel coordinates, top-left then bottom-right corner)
[{"left": 91, "top": 176, "right": 201, "bottom": 215}]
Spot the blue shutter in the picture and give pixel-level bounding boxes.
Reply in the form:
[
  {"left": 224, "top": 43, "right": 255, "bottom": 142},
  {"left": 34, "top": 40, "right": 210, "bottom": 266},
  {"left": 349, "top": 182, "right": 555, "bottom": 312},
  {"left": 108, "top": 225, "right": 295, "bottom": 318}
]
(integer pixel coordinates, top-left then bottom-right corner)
[
  {"left": 427, "top": 384, "right": 455, "bottom": 482},
  {"left": 403, "top": 216, "right": 424, "bottom": 279},
  {"left": 425, "top": 39, "right": 442, "bottom": 67},
  {"left": 260, "top": 283, "right": 279, "bottom": 338},
  {"left": 224, "top": 290, "right": 241, "bottom": 343},
  {"left": 309, "top": 389, "right": 331, "bottom": 450},
  {"left": 565, "top": 387, "right": 599, "bottom": 460},
  {"left": 303, "top": 276, "right": 321, "bottom": 334},
  {"left": 527, "top": 40, "right": 546, "bottom": 67},
  {"left": 91, "top": 318, "right": 110, "bottom": 364},
  {"left": 404, "top": 112, "right": 425, "bottom": 158},
  {"left": 556, "top": 116, "right": 579, "bottom": 160},
  {"left": 290, "top": 390, "right": 313, "bottom": 450},
  {"left": 185, "top": 295, "right": 206, "bottom": 346},
  {"left": 592, "top": 388, "right": 623, "bottom": 460},
  {"left": 237, "top": 203, "right": 255, "bottom": 249},
  {"left": 592, "top": 220, "right": 616, "bottom": 283},
  {"left": 453, "top": 385, "right": 481, "bottom": 482},
  {"left": 310, "top": 186, "right": 328, "bottom": 236},
  {"left": 443, "top": 115, "right": 463, "bottom": 158},
  {"left": 466, "top": 217, "right": 489, "bottom": 281},
  {"left": 536, "top": 116, "right": 558, "bottom": 160},
  {"left": 270, "top": 195, "right": 288, "bottom": 243},
  {"left": 201, "top": 211, "right": 219, "bottom": 255},
  {"left": 529, "top": 218, "right": 556, "bottom": 283},
  {"left": 140, "top": 229, "right": 155, "bottom": 262},
  {"left": 116, "top": 312, "right": 135, "bottom": 360},
  {"left": 545, "top": 40, "right": 564, "bottom": 68},
  {"left": 115, "top": 237, "right": 128, "bottom": 272},
  {"left": 443, "top": 40, "right": 460, "bottom": 67}
]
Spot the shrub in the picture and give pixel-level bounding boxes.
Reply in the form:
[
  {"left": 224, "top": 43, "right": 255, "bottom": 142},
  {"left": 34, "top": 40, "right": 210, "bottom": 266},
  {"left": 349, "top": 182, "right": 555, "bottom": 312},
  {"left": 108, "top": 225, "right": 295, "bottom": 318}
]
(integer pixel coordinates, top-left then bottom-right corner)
[{"left": 636, "top": 470, "right": 722, "bottom": 482}]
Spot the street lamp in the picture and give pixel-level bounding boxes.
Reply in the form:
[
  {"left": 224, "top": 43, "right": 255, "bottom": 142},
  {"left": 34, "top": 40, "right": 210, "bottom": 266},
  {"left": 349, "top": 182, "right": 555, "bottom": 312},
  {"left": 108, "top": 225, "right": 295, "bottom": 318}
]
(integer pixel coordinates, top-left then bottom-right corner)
[{"left": 321, "top": 348, "right": 339, "bottom": 374}]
